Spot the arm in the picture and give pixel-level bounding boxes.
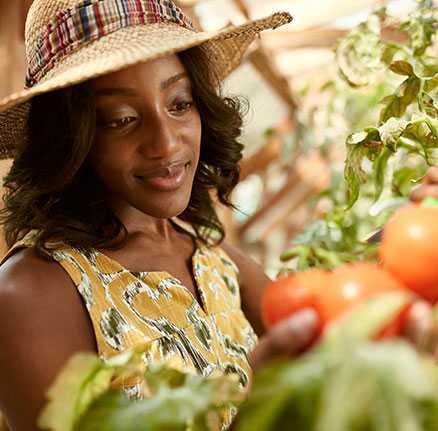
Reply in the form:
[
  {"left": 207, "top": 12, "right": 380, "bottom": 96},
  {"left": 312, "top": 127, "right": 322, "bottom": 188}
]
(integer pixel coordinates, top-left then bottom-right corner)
[{"left": 0, "top": 248, "right": 97, "bottom": 431}]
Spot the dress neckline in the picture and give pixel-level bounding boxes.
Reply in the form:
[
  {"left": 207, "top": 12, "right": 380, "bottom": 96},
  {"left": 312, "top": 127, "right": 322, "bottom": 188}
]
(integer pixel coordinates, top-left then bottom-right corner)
[{"left": 92, "top": 241, "right": 209, "bottom": 315}]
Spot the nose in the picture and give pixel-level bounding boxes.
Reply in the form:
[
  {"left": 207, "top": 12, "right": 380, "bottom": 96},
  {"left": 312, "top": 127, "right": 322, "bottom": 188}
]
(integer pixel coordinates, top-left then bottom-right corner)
[{"left": 137, "top": 109, "right": 180, "bottom": 159}]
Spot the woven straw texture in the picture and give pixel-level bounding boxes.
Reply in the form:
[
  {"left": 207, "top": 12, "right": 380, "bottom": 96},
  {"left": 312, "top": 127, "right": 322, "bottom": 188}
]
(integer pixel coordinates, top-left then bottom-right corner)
[{"left": 0, "top": 0, "right": 292, "bottom": 159}]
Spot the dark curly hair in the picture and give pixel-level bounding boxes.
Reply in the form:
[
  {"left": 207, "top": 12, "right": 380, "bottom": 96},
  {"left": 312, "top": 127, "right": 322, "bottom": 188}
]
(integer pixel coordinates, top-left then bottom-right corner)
[{"left": 0, "top": 46, "right": 246, "bottom": 253}]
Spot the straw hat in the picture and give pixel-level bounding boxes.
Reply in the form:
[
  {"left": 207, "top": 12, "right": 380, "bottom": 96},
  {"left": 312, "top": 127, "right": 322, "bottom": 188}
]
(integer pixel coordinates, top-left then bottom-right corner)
[{"left": 0, "top": 0, "right": 292, "bottom": 159}]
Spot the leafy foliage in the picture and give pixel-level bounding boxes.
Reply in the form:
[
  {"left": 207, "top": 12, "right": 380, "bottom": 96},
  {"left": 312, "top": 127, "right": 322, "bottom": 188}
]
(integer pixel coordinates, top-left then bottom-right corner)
[
  {"left": 76, "top": 365, "right": 242, "bottom": 431},
  {"left": 336, "top": 2, "right": 438, "bottom": 208},
  {"left": 281, "top": 0, "right": 437, "bottom": 271},
  {"left": 38, "top": 344, "right": 243, "bottom": 431},
  {"left": 38, "top": 351, "right": 126, "bottom": 431}
]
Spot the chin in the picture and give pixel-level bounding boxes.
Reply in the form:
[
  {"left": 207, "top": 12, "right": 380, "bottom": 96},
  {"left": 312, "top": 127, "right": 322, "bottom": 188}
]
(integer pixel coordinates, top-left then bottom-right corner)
[{"left": 141, "top": 196, "right": 191, "bottom": 219}]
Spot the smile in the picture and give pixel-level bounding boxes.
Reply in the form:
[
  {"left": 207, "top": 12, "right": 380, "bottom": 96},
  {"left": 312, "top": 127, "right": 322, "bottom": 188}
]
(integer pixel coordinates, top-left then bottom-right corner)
[{"left": 134, "top": 162, "right": 189, "bottom": 191}]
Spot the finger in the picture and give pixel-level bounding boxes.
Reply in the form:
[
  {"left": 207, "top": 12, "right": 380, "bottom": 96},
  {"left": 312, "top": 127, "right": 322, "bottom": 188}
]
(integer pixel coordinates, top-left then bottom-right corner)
[
  {"left": 248, "top": 308, "right": 319, "bottom": 373},
  {"left": 268, "top": 308, "right": 319, "bottom": 357},
  {"left": 403, "top": 301, "right": 438, "bottom": 359},
  {"left": 409, "top": 184, "right": 438, "bottom": 202},
  {"left": 422, "top": 166, "right": 438, "bottom": 184}
]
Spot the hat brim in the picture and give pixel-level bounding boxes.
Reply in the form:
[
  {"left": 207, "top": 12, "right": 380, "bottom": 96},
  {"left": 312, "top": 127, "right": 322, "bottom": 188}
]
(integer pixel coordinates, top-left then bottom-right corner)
[{"left": 0, "top": 11, "right": 292, "bottom": 159}]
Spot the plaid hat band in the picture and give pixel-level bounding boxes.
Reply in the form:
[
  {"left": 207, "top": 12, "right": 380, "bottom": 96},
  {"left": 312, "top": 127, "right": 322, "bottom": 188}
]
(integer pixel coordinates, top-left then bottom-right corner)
[{"left": 25, "top": 0, "right": 194, "bottom": 88}]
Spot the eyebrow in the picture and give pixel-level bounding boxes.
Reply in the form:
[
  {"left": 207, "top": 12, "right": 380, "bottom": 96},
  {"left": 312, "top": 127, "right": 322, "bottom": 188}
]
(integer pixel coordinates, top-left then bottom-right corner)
[
  {"left": 95, "top": 87, "right": 138, "bottom": 97},
  {"left": 160, "top": 72, "right": 188, "bottom": 90},
  {"left": 95, "top": 72, "right": 189, "bottom": 97}
]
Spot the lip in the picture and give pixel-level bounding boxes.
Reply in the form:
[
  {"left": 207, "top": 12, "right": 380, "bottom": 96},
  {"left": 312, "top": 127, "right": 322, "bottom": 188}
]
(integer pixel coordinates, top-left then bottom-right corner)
[{"left": 134, "top": 162, "right": 189, "bottom": 191}]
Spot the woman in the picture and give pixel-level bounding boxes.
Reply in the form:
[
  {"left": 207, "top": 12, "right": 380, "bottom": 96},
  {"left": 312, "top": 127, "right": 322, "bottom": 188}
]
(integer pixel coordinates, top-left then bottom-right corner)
[{"left": 0, "top": 1, "right": 436, "bottom": 430}]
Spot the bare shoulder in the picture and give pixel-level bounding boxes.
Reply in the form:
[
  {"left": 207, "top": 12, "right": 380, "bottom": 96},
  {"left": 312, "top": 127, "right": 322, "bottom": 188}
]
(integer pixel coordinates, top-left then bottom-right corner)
[
  {"left": 0, "top": 247, "right": 84, "bottom": 319},
  {"left": 0, "top": 247, "right": 69, "bottom": 291},
  {"left": 220, "top": 241, "right": 270, "bottom": 336},
  {"left": 0, "top": 246, "right": 96, "bottom": 353},
  {"left": 0, "top": 248, "right": 96, "bottom": 430}
]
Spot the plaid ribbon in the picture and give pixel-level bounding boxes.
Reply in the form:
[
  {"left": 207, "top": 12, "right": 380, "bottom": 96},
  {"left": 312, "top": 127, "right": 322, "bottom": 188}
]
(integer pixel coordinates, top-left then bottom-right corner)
[{"left": 25, "top": 0, "right": 195, "bottom": 88}]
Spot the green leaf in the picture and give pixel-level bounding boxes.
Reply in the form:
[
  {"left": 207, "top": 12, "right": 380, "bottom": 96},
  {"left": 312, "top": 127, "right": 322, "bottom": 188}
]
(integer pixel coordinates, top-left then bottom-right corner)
[
  {"left": 104, "top": 343, "right": 149, "bottom": 369},
  {"left": 392, "top": 166, "right": 423, "bottom": 197},
  {"left": 346, "top": 131, "right": 368, "bottom": 145},
  {"left": 38, "top": 354, "right": 116, "bottom": 431},
  {"left": 322, "top": 292, "right": 412, "bottom": 344},
  {"left": 236, "top": 353, "right": 326, "bottom": 431},
  {"left": 344, "top": 126, "right": 384, "bottom": 208},
  {"left": 424, "top": 75, "right": 438, "bottom": 92},
  {"left": 380, "top": 45, "right": 398, "bottom": 66},
  {"left": 402, "top": 120, "right": 431, "bottom": 144},
  {"left": 280, "top": 244, "right": 310, "bottom": 262},
  {"left": 400, "top": 120, "right": 438, "bottom": 163},
  {"left": 379, "top": 76, "right": 421, "bottom": 123},
  {"left": 38, "top": 344, "right": 151, "bottom": 431},
  {"left": 372, "top": 147, "right": 392, "bottom": 201},
  {"left": 379, "top": 117, "right": 409, "bottom": 152},
  {"left": 344, "top": 143, "right": 367, "bottom": 208},
  {"left": 422, "top": 92, "right": 438, "bottom": 118},
  {"left": 291, "top": 220, "right": 329, "bottom": 246},
  {"left": 237, "top": 338, "right": 438, "bottom": 431},
  {"left": 77, "top": 366, "right": 243, "bottom": 431},
  {"left": 363, "top": 127, "right": 384, "bottom": 161},
  {"left": 334, "top": 15, "right": 385, "bottom": 88},
  {"left": 389, "top": 60, "right": 415, "bottom": 76},
  {"left": 316, "top": 341, "right": 438, "bottom": 431},
  {"left": 401, "top": 8, "right": 437, "bottom": 56}
]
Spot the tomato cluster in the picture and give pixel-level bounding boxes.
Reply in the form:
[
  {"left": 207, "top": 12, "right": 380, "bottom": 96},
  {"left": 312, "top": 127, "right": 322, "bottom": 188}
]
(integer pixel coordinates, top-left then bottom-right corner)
[{"left": 261, "top": 201, "right": 438, "bottom": 338}]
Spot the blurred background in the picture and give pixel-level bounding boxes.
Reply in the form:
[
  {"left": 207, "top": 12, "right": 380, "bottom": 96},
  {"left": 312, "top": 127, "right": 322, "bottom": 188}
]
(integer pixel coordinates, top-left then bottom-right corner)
[{"left": 0, "top": 0, "right": 424, "bottom": 268}]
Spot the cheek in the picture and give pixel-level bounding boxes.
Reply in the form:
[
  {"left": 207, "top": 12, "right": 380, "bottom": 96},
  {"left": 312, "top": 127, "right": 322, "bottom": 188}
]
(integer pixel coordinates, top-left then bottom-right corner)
[
  {"left": 190, "top": 115, "right": 202, "bottom": 153},
  {"left": 88, "top": 136, "right": 106, "bottom": 170},
  {"left": 88, "top": 136, "right": 124, "bottom": 174}
]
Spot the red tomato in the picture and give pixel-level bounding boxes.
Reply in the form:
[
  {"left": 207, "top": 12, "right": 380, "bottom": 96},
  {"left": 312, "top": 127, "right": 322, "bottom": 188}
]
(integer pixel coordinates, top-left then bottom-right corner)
[
  {"left": 261, "top": 269, "right": 329, "bottom": 330},
  {"left": 379, "top": 203, "right": 438, "bottom": 303},
  {"left": 315, "top": 262, "right": 407, "bottom": 331}
]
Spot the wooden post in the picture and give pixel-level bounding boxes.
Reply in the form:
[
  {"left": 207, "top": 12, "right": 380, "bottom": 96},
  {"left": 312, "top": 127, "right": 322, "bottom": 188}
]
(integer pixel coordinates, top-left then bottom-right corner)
[
  {"left": 0, "top": 0, "right": 27, "bottom": 99},
  {"left": 0, "top": 0, "right": 27, "bottom": 256}
]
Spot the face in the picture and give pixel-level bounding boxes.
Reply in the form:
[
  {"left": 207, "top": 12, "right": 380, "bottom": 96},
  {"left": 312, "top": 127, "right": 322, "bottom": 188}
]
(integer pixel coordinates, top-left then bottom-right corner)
[{"left": 89, "top": 55, "right": 202, "bottom": 221}]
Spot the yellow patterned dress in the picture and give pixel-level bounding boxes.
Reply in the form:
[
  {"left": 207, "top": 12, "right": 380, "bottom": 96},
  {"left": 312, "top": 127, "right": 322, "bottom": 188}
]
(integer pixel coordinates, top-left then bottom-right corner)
[{"left": 2, "top": 223, "right": 257, "bottom": 427}]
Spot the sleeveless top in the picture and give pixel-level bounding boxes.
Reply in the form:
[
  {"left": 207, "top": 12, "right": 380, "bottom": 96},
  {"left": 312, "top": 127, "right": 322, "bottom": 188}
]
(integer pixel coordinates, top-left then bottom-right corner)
[{"left": 2, "top": 224, "right": 258, "bottom": 427}]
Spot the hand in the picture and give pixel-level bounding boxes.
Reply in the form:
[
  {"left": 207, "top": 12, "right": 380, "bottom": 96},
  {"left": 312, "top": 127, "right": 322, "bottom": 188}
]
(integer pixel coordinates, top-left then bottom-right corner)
[
  {"left": 403, "top": 300, "right": 438, "bottom": 361},
  {"left": 248, "top": 308, "right": 319, "bottom": 374},
  {"left": 409, "top": 166, "right": 438, "bottom": 202}
]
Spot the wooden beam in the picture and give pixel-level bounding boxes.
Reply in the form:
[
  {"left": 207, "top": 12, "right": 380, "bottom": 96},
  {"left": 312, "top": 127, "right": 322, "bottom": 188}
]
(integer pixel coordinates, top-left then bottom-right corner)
[
  {"left": 0, "top": 0, "right": 27, "bottom": 100},
  {"left": 261, "top": 24, "right": 407, "bottom": 52},
  {"left": 237, "top": 151, "right": 330, "bottom": 241},
  {"left": 248, "top": 45, "right": 298, "bottom": 114},
  {"left": 239, "top": 117, "right": 293, "bottom": 181},
  {"left": 252, "top": 0, "right": 388, "bottom": 31},
  {"left": 20, "top": 0, "right": 34, "bottom": 39},
  {"left": 175, "top": 0, "right": 201, "bottom": 6},
  {"left": 232, "top": 0, "right": 250, "bottom": 19},
  {"left": 259, "top": 178, "right": 322, "bottom": 243},
  {"left": 262, "top": 28, "right": 348, "bottom": 50},
  {"left": 240, "top": 136, "right": 282, "bottom": 181},
  {"left": 237, "top": 168, "right": 301, "bottom": 237}
]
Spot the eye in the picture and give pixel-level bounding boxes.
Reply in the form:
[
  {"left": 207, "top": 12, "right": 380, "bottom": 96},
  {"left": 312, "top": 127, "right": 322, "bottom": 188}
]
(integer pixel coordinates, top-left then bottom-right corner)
[
  {"left": 102, "top": 116, "right": 136, "bottom": 129},
  {"left": 174, "top": 101, "right": 194, "bottom": 113}
]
